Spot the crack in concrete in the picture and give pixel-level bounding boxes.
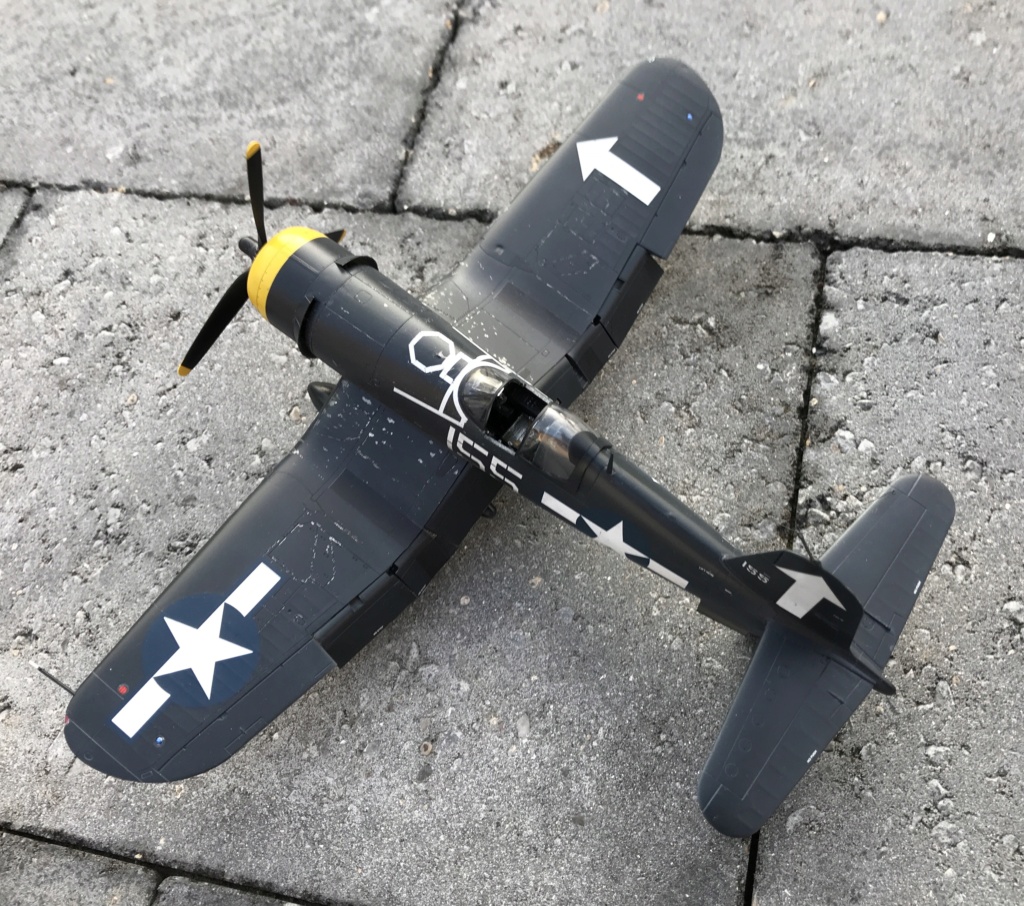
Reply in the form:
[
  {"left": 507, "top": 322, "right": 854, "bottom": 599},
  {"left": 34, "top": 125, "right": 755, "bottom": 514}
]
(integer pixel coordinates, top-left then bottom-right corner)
[
  {"left": 1, "top": 823, "right": 342, "bottom": 906},
  {"left": 785, "top": 244, "right": 829, "bottom": 550},
  {"left": 0, "top": 187, "right": 33, "bottom": 255},
  {"left": 390, "top": 0, "right": 466, "bottom": 213},
  {"left": 4, "top": 176, "right": 1019, "bottom": 263}
]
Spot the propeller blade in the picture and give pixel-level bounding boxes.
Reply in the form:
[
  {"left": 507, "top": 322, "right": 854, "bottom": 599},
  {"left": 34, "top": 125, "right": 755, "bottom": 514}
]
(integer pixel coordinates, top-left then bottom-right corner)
[
  {"left": 238, "top": 236, "right": 260, "bottom": 260},
  {"left": 326, "top": 228, "right": 347, "bottom": 243},
  {"left": 177, "top": 269, "right": 250, "bottom": 376},
  {"left": 245, "top": 141, "right": 268, "bottom": 248}
]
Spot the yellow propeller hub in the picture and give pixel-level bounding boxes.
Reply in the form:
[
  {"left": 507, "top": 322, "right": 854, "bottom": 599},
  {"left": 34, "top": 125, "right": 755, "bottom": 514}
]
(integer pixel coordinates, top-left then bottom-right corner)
[{"left": 247, "top": 226, "right": 326, "bottom": 319}]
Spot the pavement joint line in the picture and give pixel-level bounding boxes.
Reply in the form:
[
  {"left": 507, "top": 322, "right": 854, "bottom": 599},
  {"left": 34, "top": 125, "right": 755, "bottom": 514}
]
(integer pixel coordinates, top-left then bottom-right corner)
[
  {"left": 687, "top": 223, "right": 1024, "bottom": 261},
  {"left": 735, "top": 244, "right": 827, "bottom": 906},
  {"left": 742, "top": 831, "right": 760, "bottom": 906},
  {"left": 784, "top": 244, "right": 829, "bottom": 552},
  {"left": 0, "top": 823, "right": 340, "bottom": 906},
  {"left": 398, "top": 200, "right": 496, "bottom": 224},
  {"left": 390, "top": 0, "right": 466, "bottom": 213},
  {"left": 0, "top": 186, "right": 33, "bottom": 254},
  {"left": 5, "top": 176, "right": 1021, "bottom": 264}
]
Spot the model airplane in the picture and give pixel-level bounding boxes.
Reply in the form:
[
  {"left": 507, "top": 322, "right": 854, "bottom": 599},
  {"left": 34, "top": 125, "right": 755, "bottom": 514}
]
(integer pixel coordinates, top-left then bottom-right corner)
[{"left": 64, "top": 59, "right": 954, "bottom": 837}]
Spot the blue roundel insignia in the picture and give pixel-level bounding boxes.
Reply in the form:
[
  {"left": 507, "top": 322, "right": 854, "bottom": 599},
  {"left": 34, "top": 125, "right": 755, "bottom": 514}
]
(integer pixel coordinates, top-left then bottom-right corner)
[{"left": 141, "top": 593, "right": 261, "bottom": 707}]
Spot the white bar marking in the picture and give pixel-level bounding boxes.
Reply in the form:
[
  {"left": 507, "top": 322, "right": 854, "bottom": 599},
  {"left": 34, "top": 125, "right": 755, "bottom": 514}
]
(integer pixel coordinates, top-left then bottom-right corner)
[
  {"left": 226, "top": 563, "right": 281, "bottom": 616},
  {"left": 541, "top": 492, "right": 581, "bottom": 525},
  {"left": 111, "top": 562, "right": 280, "bottom": 738},
  {"left": 647, "top": 559, "right": 689, "bottom": 590},
  {"left": 112, "top": 677, "right": 171, "bottom": 738}
]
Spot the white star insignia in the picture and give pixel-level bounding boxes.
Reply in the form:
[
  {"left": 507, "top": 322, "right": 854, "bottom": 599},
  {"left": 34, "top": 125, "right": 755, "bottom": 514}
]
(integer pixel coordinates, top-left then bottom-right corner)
[
  {"left": 154, "top": 603, "right": 253, "bottom": 698},
  {"left": 776, "top": 567, "right": 845, "bottom": 619},
  {"left": 582, "top": 518, "right": 645, "bottom": 559}
]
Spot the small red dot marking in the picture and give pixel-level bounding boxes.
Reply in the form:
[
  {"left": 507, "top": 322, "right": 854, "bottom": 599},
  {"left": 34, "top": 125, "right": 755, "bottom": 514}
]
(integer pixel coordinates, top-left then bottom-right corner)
[
  {"left": 637, "top": 92, "right": 645, "bottom": 101},
  {"left": 117, "top": 683, "right": 129, "bottom": 695},
  {"left": 64, "top": 715, "right": 70, "bottom": 725}
]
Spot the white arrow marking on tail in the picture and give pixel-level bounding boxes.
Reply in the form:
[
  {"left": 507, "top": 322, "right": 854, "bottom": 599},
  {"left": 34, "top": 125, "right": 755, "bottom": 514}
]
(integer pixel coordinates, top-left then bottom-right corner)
[
  {"left": 776, "top": 567, "right": 845, "bottom": 619},
  {"left": 577, "top": 137, "right": 661, "bottom": 205}
]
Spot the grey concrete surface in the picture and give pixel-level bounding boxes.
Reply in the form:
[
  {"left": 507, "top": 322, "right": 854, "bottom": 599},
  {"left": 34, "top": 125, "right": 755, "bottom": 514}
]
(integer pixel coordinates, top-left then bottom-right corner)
[
  {"left": 154, "top": 875, "right": 295, "bottom": 906},
  {"left": 754, "top": 250, "right": 1024, "bottom": 905},
  {"left": 0, "top": 0, "right": 454, "bottom": 207},
  {"left": 0, "top": 831, "right": 158, "bottom": 906},
  {"left": 2, "top": 1, "right": 1022, "bottom": 904},
  {"left": 0, "top": 186, "right": 816, "bottom": 903},
  {"left": 402, "top": 0, "right": 1023, "bottom": 248}
]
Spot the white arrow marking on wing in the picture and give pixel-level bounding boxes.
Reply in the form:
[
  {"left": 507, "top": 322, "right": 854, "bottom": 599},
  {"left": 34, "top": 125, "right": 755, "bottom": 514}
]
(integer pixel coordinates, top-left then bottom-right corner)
[{"left": 577, "top": 137, "right": 661, "bottom": 205}]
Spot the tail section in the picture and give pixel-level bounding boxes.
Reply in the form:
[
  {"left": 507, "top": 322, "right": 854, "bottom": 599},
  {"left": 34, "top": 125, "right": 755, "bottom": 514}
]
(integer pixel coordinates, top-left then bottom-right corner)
[
  {"left": 724, "top": 548, "right": 864, "bottom": 658},
  {"left": 699, "top": 473, "right": 954, "bottom": 837},
  {"left": 824, "top": 473, "right": 955, "bottom": 680}
]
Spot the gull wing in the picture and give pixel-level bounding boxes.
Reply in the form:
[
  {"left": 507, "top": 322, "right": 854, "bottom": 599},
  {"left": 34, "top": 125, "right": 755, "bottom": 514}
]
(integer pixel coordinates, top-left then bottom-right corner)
[
  {"left": 425, "top": 58, "right": 723, "bottom": 404},
  {"left": 65, "top": 381, "right": 497, "bottom": 781}
]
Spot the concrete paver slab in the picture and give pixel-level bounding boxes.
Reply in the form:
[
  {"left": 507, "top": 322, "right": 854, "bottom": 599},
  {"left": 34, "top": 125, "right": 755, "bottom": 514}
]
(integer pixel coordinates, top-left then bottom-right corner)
[
  {"left": 401, "top": 0, "right": 1024, "bottom": 248},
  {"left": 0, "top": 187, "right": 818, "bottom": 902},
  {"left": 0, "top": 0, "right": 455, "bottom": 207},
  {"left": 0, "top": 831, "right": 158, "bottom": 906},
  {"left": 754, "top": 249, "right": 1024, "bottom": 905}
]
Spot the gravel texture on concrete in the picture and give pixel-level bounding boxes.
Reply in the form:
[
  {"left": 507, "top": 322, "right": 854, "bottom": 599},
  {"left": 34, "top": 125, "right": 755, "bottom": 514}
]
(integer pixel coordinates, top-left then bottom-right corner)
[
  {"left": 401, "top": 0, "right": 1023, "bottom": 248},
  {"left": 154, "top": 875, "right": 295, "bottom": 906},
  {"left": 754, "top": 249, "right": 1024, "bottom": 906},
  {"left": 0, "top": 184, "right": 817, "bottom": 904},
  {"left": 0, "top": 0, "right": 456, "bottom": 208},
  {"left": 0, "top": 831, "right": 158, "bottom": 906}
]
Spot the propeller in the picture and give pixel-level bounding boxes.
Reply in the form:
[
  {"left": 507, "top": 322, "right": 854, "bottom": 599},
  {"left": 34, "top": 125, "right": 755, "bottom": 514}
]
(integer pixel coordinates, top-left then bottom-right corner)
[{"left": 176, "top": 141, "right": 347, "bottom": 376}]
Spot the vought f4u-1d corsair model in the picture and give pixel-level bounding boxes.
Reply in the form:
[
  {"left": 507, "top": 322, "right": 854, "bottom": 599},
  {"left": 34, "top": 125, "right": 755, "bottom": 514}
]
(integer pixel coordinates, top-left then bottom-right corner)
[{"left": 64, "top": 59, "right": 954, "bottom": 837}]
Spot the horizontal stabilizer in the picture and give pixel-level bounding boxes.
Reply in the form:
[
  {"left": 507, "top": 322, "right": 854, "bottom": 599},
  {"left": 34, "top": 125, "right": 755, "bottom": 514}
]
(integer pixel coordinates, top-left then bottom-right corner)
[
  {"left": 698, "top": 622, "right": 871, "bottom": 837},
  {"left": 823, "top": 473, "right": 955, "bottom": 673},
  {"left": 699, "top": 473, "right": 954, "bottom": 836}
]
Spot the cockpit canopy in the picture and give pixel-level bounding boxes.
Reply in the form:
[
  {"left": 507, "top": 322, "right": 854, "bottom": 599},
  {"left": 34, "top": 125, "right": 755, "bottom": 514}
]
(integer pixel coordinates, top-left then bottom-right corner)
[
  {"left": 459, "top": 366, "right": 518, "bottom": 431},
  {"left": 459, "top": 365, "right": 608, "bottom": 484},
  {"left": 519, "top": 405, "right": 596, "bottom": 482}
]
